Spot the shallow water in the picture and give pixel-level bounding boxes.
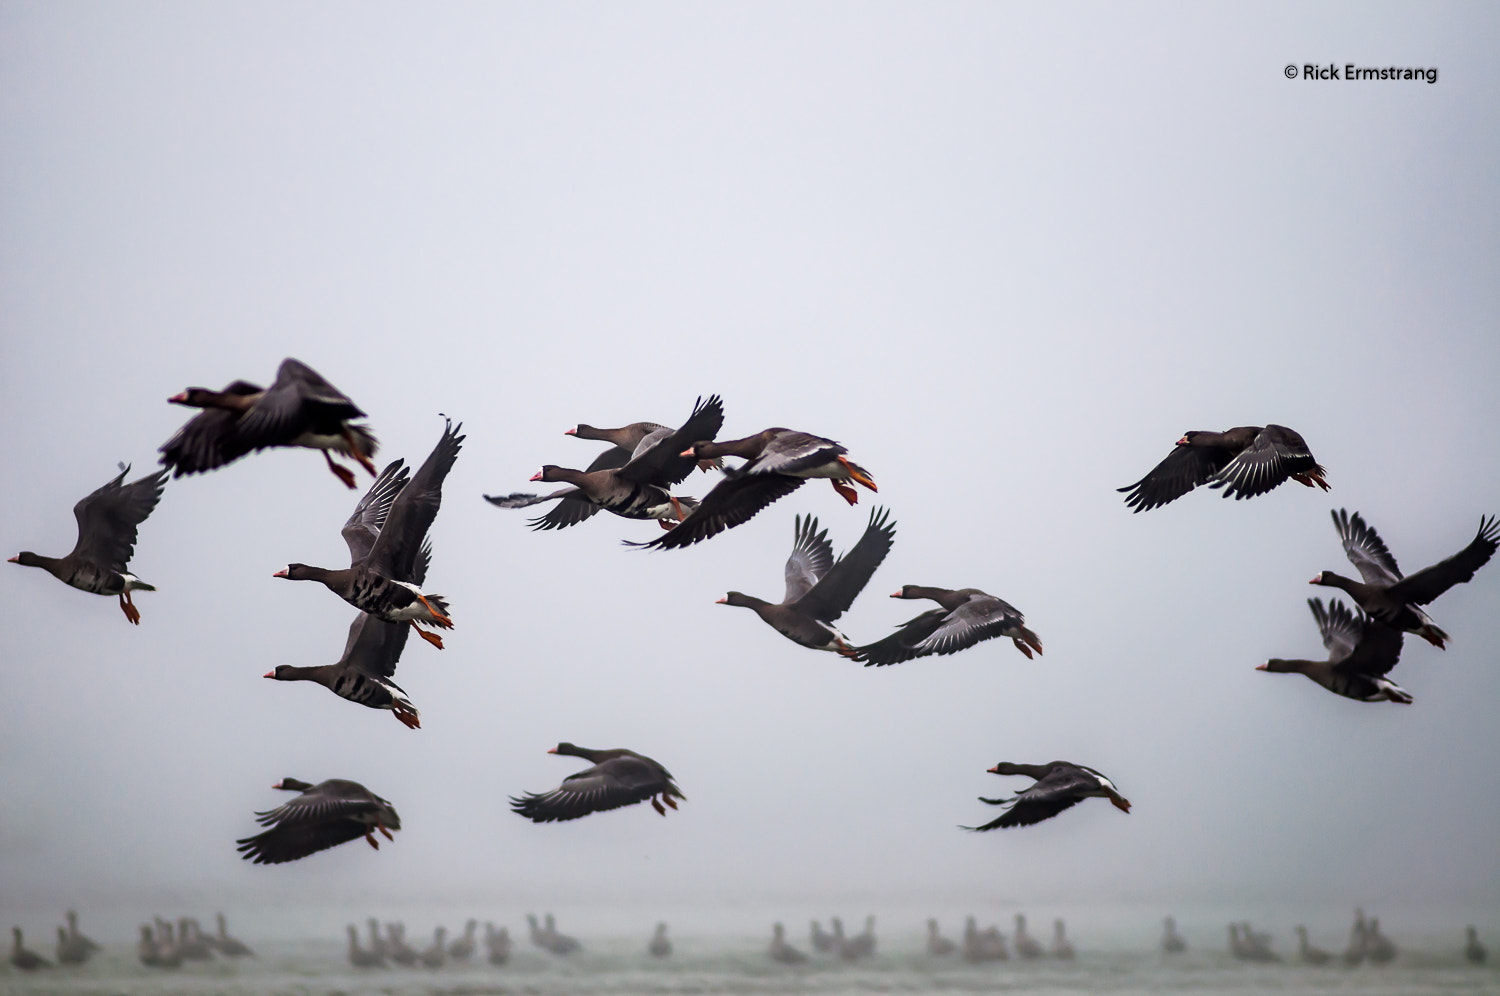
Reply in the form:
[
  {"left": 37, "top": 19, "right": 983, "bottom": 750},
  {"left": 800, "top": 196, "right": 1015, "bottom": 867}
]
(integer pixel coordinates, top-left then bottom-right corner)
[{"left": 4, "top": 937, "right": 1498, "bottom": 996}]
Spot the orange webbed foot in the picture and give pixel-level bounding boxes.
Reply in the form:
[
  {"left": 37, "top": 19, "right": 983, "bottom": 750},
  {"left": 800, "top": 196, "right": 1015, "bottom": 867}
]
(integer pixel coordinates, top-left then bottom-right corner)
[
  {"left": 414, "top": 594, "right": 452, "bottom": 628},
  {"left": 831, "top": 481, "right": 859, "bottom": 505},
  {"left": 119, "top": 593, "right": 142, "bottom": 625},
  {"left": 394, "top": 708, "right": 421, "bottom": 730},
  {"left": 837, "top": 456, "right": 878, "bottom": 492},
  {"left": 365, "top": 832, "right": 380, "bottom": 850},
  {"left": 670, "top": 496, "right": 687, "bottom": 522},
  {"left": 379, "top": 825, "right": 395, "bottom": 841},
  {"left": 652, "top": 798, "right": 666, "bottom": 816},
  {"left": 413, "top": 622, "right": 445, "bottom": 650},
  {"left": 1012, "top": 638, "right": 1034, "bottom": 660},
  {"left": 662, "top": 795, "right": 678, "bottom": 810},
  {"left": 342, "top": 427, "right": 379, "bottom": 476},
  {"left": 658, "top": 519, "right": 674, "bottom": 531}
]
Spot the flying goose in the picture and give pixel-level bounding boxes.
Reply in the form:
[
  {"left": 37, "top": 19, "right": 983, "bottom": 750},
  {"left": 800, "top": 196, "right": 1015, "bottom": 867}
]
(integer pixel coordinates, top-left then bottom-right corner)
[
  {"left": 965, "top": 761, "right": 1130, "bottom": 829},
  {"left": 1259, "top": 597, "right": 1410, "bottom": 703},
  {"left": 512, "top": 744, "right": 685, "bottom": 822},
  {"left": 235, "top": 777, "right": 401, "bottom": 864},
  {"left": 1119, "top": 425, "right": 1327, "bottom": 511},
  {"left": 10, "top": 465, "right": 168, "bottom": 624},
  {"left": 852, "top": 586, "right": 1042, "bottom": 665},
  {"left": 160, "top": 358, "right": 377, "bottom": 487}
]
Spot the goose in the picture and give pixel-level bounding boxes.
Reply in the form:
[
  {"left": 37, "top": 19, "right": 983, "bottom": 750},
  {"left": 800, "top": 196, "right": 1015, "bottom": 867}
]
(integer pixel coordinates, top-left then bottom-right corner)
[
  {"left": 769, "top": 923, "right": 808, "bottom": 964},
  {"left": 211, "top": 912, "right": 253, "bottom": 957},
  {"left": 846, "top": 916, "right": 876, "bottom": 959},
  {"left": 1311, "top": 509, "right": 1498, "bottom": 649},
  {"left": 486, "top": 396, "right": 721, "bottom": 530},
  {"left": 419, "top": 927, "right": 447, "bottom": 969},
  {"left": 137, "top": 924, "right": 171, "bottom": 968},
  {"left": 1119, "top": 424, "right": 1327, "bottom": 511},
  {"left": 853, "top": 586, "right": 1042, "bottom": 665},
  {"left": 1013, "top": 914, "right": 1044, "bottom": 959},
  {"left": 714, "top": 508, "right": 895, "bottom": 655},
  {"left": 648, "top": 922, "right": 672, "bottom": 958},
  {"left": 1295, "top": 925, "right": 1331, "bottom": 965},
  {"left": 1161, "top": 916, "right": 1187, "bottom": 954},
  {"left": 543, "top": 914, "right": 580, "bottom": 954},
  {"left": 926, "top": 919, "right": 956, "bottom": 956},
  {"left": 1236, "top": 922, "right": 1278, "bottom": 962},
  {"left": 10, "top": 465, "right": 168, "bottom": 624},
  {"left": 150, "top": 920, "right": 183, "bottom": 968},
  {"left": 965, "top": 761, "right": 1130, "bottom": 830},
  {"left": 1258, "top": 597, "right": 1411, "bottom": 703},
  {"left": 159, "top": 357, "right": 377, "bottom": 488},
  {"left": 1052, "top": 919, "right": 1075, "bottom": 959},
  {"left": 809, "top": 920, "right": 833, "bottom": 954},
  {"left": 485, "top": 923, "right": 512, "bottom": 965},
  {"left": 511, "top": 744, "right": 685, "bottom": 822},
  {"left": 175, "top": 917, "right": 214, "bottom": 960},
  {"left": 636, "top": 428, "right": 876, "bottom": 550},
  {"left": 55, "top": 927, "right": 88, "bottom": 965},
  {"left": 385, "top": 923, "right": 419, "bottom": 966},
  {"left": 365, "top": 919, "right": 385, "bottom": 961},
  {"left": 347, "top": 924, "right": 385, "bottom": 967},
  {"left": 275, "top": 420, "right": 463, "bottom": 649},
  {"left": 1365, "top": 917, "right": 1396, "bottom": 964},
  {"left": 1465, "top": 926, "right": 1487, "bottom": 964},
  {"left": 63, "top": 911, "right": 100, "bottom": 955},
  {"left": 235, "top": 777, "right": 400, "bottom": 864},
  {"left": 10, "top": 927, "right": 52, "bottom": 970},
  {"left": 448, "top": 919, "right": 478, "bottom": 961},
  {"left": 1343, "top": 909, "right": 1367, "bottom": 966},
  {"left": 960, "top": 918, "right": 1007, "bottom": 962}
]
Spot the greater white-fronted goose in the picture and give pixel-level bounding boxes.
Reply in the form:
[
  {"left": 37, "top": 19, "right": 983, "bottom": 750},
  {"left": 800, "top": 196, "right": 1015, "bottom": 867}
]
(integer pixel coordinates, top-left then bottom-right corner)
[
  {"left": 175, "top": 917, "right": 214, "bottom": 960},
  {"left": 1465, "top": 926, "right": 1487, "bottom": 964},
  {"left": 1295, "top": 926, "right": 1331, "bottom": 965},
  {"left": 61, "top": 911, "right": 100, "bottom": 960},
  {"left": 926, "top": 919, "right": 956, "bottom": 956},
  {"left": 715, "top": 508, "right": 896, "bottom": 655},
  {"left": 1312, "top": 509, "right": 1498, "bottom": 649},
  {"left": 159, "top": 358, "right": 377, "bottom": 488},
  {"left": 1119, "top": 425, "right": 1327, "bottom": 511},
  {"left": 962, "top": 917, "right": 1008, "bottom": 962},
  {"left": 235, "top": 777, "right": 401, "bottom": 864},
  {"left": 347, "top": 924, "right": 385, "bottom": 967},
  {"left": 55, "top": 927, "right": 87, "bottom": 965},
  {"left": 769, "top": 923, "right": 808, "bottom": 964},
  {"left": 386, "top": 923, "right": 419, "bottom": 966},
  {"left": 853, "top": 586, "right": 1042, "bottom": 665},
  {"left": 420, "top": 927, "right": 447, "bottom": 969},
  {"left": 1013, "top": 914, "right": 1043, "bottom": 959},
  {"left": 965, "top": 761, "right": 1131, "bottom": 830},
  {"left": 212, "top": 912, "right": 253, "bottom": 957},
  {"left": 809, "top": 920, "right": 833, "bottom": 953},
  {"left": 276, "top": 420, "right": 463, "bottom": 649},
  {"left": 543, "top": 914, "right": 581, "bottom": 954},
  {"left": 1052, "top": 919, "right": 1075, "bottom": 959},
  {"left": 1258, "top": 597, "right": 1410, "bottom": 703},
  {"left": 10, "top": 465, "right": 168, "bottom": 624},
  {"left": 636, "top": 428, "right": 876, "bottom": 551},
  {"left": 1343, "top": 909, "right": 1367, "bottom": 966},
  {"left": 149, "top": 919, "right": 183, "bottom": 968},
  {"left": 1162, "top": 916, "right": 1187, "bottom": 954},
  {"left": 485, "top": 923, "right": 512, "bottom": 965},
  {"left": 448, "top": 919, "right": 477, "bottom": 961},
  {"left": 490, "top": 421, "right": 666, "bottom": 531},
  {"left": 1228, "top": 923, "right": 1279, "bottom": 962},
  {"left": 830, "top": 916, "right": 874, "bottom": 961},
  {"left": 486, "top": 396, "right": 722, "bottom": 530},
  {"left": 9, "top": 927, "right": 51, "bottom": 971},
  {"left": 648, "top": 922, "right": 672, "bottom": 958},
  {"left": 511, "top": 743, "right": 685, "bottom": 822},
  {"left": 1365, "top": 917, "right": 1396, "bottom": 964}
]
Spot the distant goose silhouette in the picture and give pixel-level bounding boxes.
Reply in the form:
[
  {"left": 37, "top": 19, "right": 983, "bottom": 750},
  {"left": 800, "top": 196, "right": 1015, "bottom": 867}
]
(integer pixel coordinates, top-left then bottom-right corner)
[
  {"left": 10, "top": 927, "right": 52, "bottom": 971},
  {"left": 1465, "top": 926, "right": 1487, "bottom": 964},
  {"left": 926, "top": 919, "right": 956, "bottom": 956},
  {"left": 1051, "top": 919, "right": 1075, "bottom": 959},
  {"left": 485, "top": 923, "right": 512, "bottom": 965},
  {"left": 448, "top": 919, "right": 477, "bottom": 961},
  {"left": 1295, "top": 925, "right": 1331, "bottom": 965},
  {"left": 419, "top": 927, "right": 447, "bottom": 969},
  {"left": 1013, "top": 914, "right": 1043, "bottom": 959},
  {"left": 809, "top": 920, "right": 833, "bottom": 954},
  {"left": 1161, "top": 916, "right": 1187, "bottom": 954},
  {"left": 211, "top": 912, "right": 253, "bottom": 957},
  {"left": 965, "top": 761, "right": 1130, "bottom": 829},
  {"left": 648, "top": 922, "right": 672, "bottom": 958},
  {"left": 347, "top": 924, "right": 384, "bottom": 967},
  {"left": 769, "top": 923, "right": 808, "bottom": 964}
]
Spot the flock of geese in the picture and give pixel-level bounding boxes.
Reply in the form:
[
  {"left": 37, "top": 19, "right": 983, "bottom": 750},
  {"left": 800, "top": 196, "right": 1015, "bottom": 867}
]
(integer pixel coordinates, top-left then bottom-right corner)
[
  {"left": 7, "top": 359, "right": 1499, "bottom": 930},
  {"left": 7, "top": 912, "right": 253, "bottom": 971}
]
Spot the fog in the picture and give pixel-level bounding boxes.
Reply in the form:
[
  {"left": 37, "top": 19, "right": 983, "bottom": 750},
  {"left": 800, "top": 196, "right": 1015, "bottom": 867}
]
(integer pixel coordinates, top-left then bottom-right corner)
[{"left": 2, "top": 2, "right": 1497, "bottom": 941}]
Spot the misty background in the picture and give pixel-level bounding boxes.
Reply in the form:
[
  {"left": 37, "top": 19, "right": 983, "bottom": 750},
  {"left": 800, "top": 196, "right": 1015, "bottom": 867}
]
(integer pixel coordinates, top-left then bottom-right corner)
[{"left": 2, "top": 2, "right": 1497, "bottom": 944}]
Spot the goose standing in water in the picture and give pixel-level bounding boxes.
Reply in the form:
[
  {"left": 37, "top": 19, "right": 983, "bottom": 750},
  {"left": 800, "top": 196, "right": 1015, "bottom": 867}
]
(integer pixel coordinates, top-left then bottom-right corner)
[
  {"left": 212, "top": 913, "right": 253, "bottom": 957},
  {"left": 1312, "top": 509, "right": 1498, "bottom": 649},
  {"left": 448, "top": 919, "right": 478, "bottom": 961},
  {"left": 636, "top": 428, "right": 876, "bottom": 550},
  {"left": 648, "top": 922, "right": 672, "bottom": 958},
  {"left": 845, "top": 916, "right": 876, "bottom": 959},
  {"left": 768, "top": 923, "right": 807, "bottom": 964},
  {"left": 1013, "top": 914, "right": 1044, "bottom": 959},
  {"left": 347, "top": 924, "right": 385, "bottom": 967},
  {"left": 543, "top": 915, "right": 581, "bottom": 954},
  {"left": 926, "top": 919, "right": 956, "bottom": 956},
  {"left": 485, "top": 923, "right": 512, "bottom": 965},
  {"left": 1118, "top": 424, "right": 1327, "bottom": 511},
  {"left": 853, "top": 586, "right": 1042, "bottom": 665},
  {"left": 1295, "top": 926, "right": 1331, "bottom": 965},
  {"left": 10, "top": 927, "right": 52, "bottom": 971},
  {"left": 1258, "top": 597, "right": 1410, "bottom": 703},
  {"left": 487, "top": 396, "right": 721, "bottom": 530},
  {"left": 1052, "top": 919, "right": 1075, "bottom": 959},
  {"left": 63, "top": 911, "right": 100, "bottom": 957},
  {"left": 1365, "top": 917, "right": 1396, "bottom": 964},
  {"left": 9, "top": 465, "right": 168, "bottom": 624},
  {"left": 809, "top": 920, "right": 833, "bottom": 954},
  {"left": 159, "top": 357, "right": 377, "bottom": 487},
  {"left": 1161, "top": 916, "right": 1187, "bottom": 954},
  {"left": 236, "top": 777, "right": 401, "bottom": 864},
  {"left": 365, "top": 920, "right": 385, "bottom": 962},
  {"left": 1343, "top": 909, "right": 1367, "bottom": 966},
  {"left": 276, "top": 420, "right": 463, "bottom": 649},
  {"left": 1465, "top": 926, "right": 1487, "bottom": 964},
  {"left": 419, "top": 927, "right": 447, "bottom": 969},
  {"left": 385, "top": 923, "right": 419, "bottom": 966},
  {"left": 715, "top": 508, "right": 895, "bottom": 656},
  {"left": 965, "top": 761, "right": 1130, "bottom": 829},
  {"left": 55, "top": 927, "right": 88, "bottom": 965},
  {"left": 511, "top": 744, "right": 685, "bottom": 822}
]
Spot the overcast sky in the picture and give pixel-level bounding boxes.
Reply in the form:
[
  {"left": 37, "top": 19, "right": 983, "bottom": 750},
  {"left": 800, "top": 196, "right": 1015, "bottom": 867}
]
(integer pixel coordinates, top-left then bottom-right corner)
[{"left": 2, "top": 2, "right": 1498, "bottom": 940}]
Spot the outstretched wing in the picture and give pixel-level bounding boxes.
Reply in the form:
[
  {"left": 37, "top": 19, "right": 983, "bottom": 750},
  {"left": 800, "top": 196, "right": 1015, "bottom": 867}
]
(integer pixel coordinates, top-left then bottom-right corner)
[
  {"left": 743, "top": 431, "right": 846, "bottom": 476},
  {"left": 341, "top": 460, "right": 408, "bottom": 563},
  {"left": 1387, "top": 516, "right": 1499, "bottom": 606},
  {"left": 783, "top": 515, "right": 835, "bottom": 604},
  {"left": 1309, "top": 597, "right": 1359, "bottom": 661},
  {"left": 850, "top": 608, "right": 949, "bottom": 666},
  {"left": 233, "top": 358, "right": 365, "bottom": 447},
  {"left": 619, "top": 394, "right": 725, "bottom": 487},
  {"left": 794, "top": 506, "right": 896, "bottom": 623},
  {"left": 366, "top": 421, "right": 464, "bottom": 579},
  {"left": 510, "top": 757, "right": 677, "bottom": 823},
  {"left": 1333, "top": 509, "right": 1402, "bottom": 584},
  {"left": 70, "top": 466, "right": 169, "bottom": 572},
  {"left": 1208, "top": 425, "right": 1323, "bottom": 500},
  {"left": 1118, "top": 443, "right": 1228, "bottom": 512},
  {"left": 632, "top": 474, "right": 806, "bottom": 550},
  {"left": 157, "top": 381, "right": 262, "bottom": 475}
]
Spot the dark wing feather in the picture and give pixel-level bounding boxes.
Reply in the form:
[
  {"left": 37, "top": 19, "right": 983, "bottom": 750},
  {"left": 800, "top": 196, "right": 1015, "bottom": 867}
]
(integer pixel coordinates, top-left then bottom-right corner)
[
  {"left": 744, "top": 432, "right": 846, "bottom": 476},
  {"left": 235, "top": 819, "right": 372, "bottom": 864},
  {"left": 783, "top": 515, "right": 834, "bottom": 604},
  {"left": 1333, "top": 509, "right": 1402, "bottom": 584},
  {"left": 851, "top": 608, "right": 950, "bottom": 666},
  {"left": 341, "top": 460, "right": 409, "bottom": 563},
  {"left": 510, "top": 756, "right": 678, "bottom": 823},
  {"left": 233, "top": 358, "right": 364, "bottom": 446},
  {"left": 70, "top": 467, "right": 169, "bottom": 571},
  {"left": 1208, "top": 425, "right": 1323, "bottom": 500},
  {"left": 966, "top": 766, "right": 1096, "bottom": 829},
  {"left": 619, "top": 395, "right": 725, "bottom": 487},
  {"left": 793, "top": 506, "right": 896, "bottom": 623},
  {"left": 1335, "top": 615, "right": 1404, "bottom": 679},
  {"left": 157, "top": 381, "right": 263, "bottom": 475},
  {"left": 1117, "top": 443, "right": 1229, "bottom": 512},
  {"left": 236, "top": 779, "right": 397, "bottom": 864},
  {"left": 1309, "top": 597, "right": 1359, "bottom": 661},
  {"left": 908, "top": 593, "right": 1027, "bottom": 657},
  {"left": 1387, "top": 516, "right": 1500, "bottom": 605},
  {"left": 632, "top": 474, "right": 806, "bottom": 550},
  {"left": 366, "top": 421, "right": 463, "bottom": 579}
]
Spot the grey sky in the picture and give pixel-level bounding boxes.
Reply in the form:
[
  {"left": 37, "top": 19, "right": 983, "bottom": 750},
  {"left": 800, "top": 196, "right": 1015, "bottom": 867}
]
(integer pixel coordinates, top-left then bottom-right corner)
[{"left": 2, "top": 2, "right": 1497, "bottom": 932}]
